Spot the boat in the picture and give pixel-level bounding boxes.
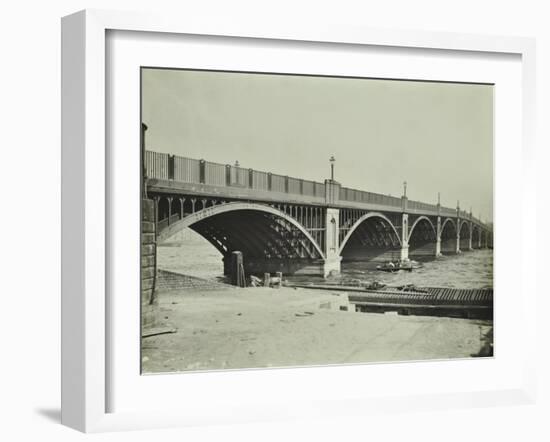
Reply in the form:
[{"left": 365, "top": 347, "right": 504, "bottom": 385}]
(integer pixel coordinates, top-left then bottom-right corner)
[{"left": 376, "top": 260, "right": 413, "bottom": 272}]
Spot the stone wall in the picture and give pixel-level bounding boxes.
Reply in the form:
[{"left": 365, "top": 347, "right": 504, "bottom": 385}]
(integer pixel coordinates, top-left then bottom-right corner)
[{"left": 141, "top": 198, "right": 157, "bottom": 329}]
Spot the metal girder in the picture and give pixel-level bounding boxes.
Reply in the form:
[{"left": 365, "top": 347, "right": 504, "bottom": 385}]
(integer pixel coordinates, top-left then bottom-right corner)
[
  {"left": 342, "top": 215, "right": 400, "bottom": 252},
  {"left": 189, "top": 209, "right": 321, "bottom": 261},
  {"left": 194, "top": 213, "right": 265, "bottom": 257},
  {"left": 268, "top": 214, "right": 318, "bottom": 259}
]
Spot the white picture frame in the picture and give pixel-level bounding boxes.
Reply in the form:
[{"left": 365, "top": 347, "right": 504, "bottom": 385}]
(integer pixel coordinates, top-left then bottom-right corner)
[{"left": 61, "top": 9, "right": 537, "bottom": 433}]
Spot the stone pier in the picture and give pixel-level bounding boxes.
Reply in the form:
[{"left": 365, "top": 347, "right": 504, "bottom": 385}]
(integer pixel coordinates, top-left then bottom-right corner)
[{"left": 141, "top": 198, "right": 157, "bottom": 329}]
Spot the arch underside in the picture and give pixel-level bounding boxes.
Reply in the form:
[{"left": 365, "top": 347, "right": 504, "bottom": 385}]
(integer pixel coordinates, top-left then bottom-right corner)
[
  {"left": 340, "top": 215, "right": 401, "bottom": 262},
  {"left": 472, "top": 226, "right": 481, "bottom": 248},
  {"left": 161, "top": 205, "right": 326, "bottom": 276},
  {"left": 459, "top": 221, "right": 471, "bottom": 250},
  {"left": 440, "top": 218, "right": 458, "bottom": 254},
  {"left": 408, "top": 217, "right": 437, "bottom": 257}
]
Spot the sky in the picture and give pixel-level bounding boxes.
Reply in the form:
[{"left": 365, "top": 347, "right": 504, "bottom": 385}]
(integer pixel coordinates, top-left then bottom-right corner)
[{"left": 141, "top": 68, "right": 494, "bottom": 222}]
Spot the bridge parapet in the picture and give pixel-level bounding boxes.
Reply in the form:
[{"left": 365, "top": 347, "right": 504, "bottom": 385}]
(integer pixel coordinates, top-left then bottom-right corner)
[
  {"left": 440, "top": 207, "right": 457, "bottom": 218},
  {"left": 407, "top": 199, "right": 439, "bottom": 216},
  {"left": 339, "top": 186, "right": 401, "bottom": 208},
  {"left": 146, "top": 151, "right": 328, "bottom": 200}
]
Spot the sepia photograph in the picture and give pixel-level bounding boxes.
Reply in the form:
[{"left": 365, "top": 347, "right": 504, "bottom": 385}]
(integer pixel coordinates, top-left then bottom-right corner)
[{"left": 139, "top": 67, "right": 494, "bottom": 374}]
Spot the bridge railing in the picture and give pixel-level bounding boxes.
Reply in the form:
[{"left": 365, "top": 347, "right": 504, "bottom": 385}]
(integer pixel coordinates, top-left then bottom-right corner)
[
  {"left": 302, "top": 180, "right": 314, "bottom": 197},
  {"left": 339, "top": 187, "right": 402, "bottom": 208},
  {"left": 145, "top": 151, "right": 169, "bottom": 180},
  {"left": 228, "top": 165, "right": 248, "bottom": 187},
  {"left": 252, "top": 170, "right": 269, "bottom": 191},
  {"left": 440, "top": 207, "right": 456, "bottom": 217},
  {"left": 315, "top": 182, "right": 325, "bottom": 197},
  {"left": 173, "top": 156, "right": 200, "bottom": 183},
  {"left": 408, "top": 199, "right": 438, "bottom": 214},
  {"left": 270, "top": 173, "right": 286, "bottom": 193},
  {"left": 288, "top": 177, "right": 301, "bottom": 194},
  {"left": 204, "top": 161, "right": 225, "bottom": 186},
  {"left": 145, "top": 151, "right": 328, "bottom": 199}
]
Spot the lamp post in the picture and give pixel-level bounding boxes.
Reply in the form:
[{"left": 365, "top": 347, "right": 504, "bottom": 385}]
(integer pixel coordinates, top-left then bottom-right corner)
[
  {"left": 141, "top": 123, "right": 148, "bottom": 198},
  {"left": 329, "top": 155, "right": 335, "bottom": 181},
  {"left": 403, "top": 181, "right": 407, "bottom": 198}
]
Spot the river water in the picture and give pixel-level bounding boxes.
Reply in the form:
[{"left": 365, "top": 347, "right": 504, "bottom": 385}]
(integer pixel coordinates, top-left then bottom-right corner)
[{"left": 158, "top": 228, "right": 493, "bottom": 289}]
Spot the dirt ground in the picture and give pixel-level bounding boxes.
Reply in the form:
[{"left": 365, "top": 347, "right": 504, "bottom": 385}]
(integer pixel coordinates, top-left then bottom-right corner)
[{"left": 141, "top": 286, "right": 493, "bottom": 374}]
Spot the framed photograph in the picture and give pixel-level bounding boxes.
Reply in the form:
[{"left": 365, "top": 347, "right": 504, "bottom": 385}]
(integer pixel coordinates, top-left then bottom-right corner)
[{"left": 61, "top": 9, "right": 537, "bottom": 432}]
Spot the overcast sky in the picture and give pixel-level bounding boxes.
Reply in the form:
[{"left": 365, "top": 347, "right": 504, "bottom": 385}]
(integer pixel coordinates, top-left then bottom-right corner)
[{"left": 142, "top": 68, "right": 493, "bottom": 222}]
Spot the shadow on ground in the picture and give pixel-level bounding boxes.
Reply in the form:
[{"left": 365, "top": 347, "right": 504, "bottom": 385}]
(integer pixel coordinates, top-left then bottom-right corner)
[{"left": 34, "top": 408, "right": 61, "bottom": 423}]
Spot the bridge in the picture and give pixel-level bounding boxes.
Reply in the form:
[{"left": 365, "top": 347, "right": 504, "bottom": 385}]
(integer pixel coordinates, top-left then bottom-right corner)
[{"left": 142, "top": 142, "right": 492, "bottom": 278}]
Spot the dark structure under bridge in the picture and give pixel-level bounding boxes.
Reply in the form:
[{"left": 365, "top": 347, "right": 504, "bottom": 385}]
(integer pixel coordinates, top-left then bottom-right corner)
[{"left": 142, "top": 139, "right": 492, "bottom": 279}]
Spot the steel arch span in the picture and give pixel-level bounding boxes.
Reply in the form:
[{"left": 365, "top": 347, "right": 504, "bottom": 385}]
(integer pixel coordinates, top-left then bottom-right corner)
[
  {"left": 458, "top": 219, "right": 472, "bottom": 238},
  {"left": 441, "top": 217, "right": 457, "bottom": 235},
  {"left": 440, "top": 217, "right": 459, "bottom": 254},
  {"left": 338, "top": 212, "right": 402, "bottom": 261},
  {"left": 157, "top": 201, "right": 327, "bottom": 276},
  {"left": 409, "top": 215, "right": 437, "bottom": 238},
  {"left": 408, "top": 216, "right": 438, "bottom": 257}
]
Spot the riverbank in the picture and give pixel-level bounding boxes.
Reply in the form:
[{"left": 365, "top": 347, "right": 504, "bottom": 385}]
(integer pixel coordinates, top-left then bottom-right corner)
[{"left": 142, "top": 284, "right": 493, "bottom": 374}]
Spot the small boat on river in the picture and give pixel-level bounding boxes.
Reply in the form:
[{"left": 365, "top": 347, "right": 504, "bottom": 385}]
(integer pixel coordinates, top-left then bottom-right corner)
[{"left": 376, "top": 260, "right": 417, "bottom": 272}]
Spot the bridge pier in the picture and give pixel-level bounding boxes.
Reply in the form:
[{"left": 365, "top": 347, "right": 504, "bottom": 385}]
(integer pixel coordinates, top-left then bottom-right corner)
[
  {"left": 435, "top": 216, "right": 442, "bottom": 257},
  {"left": 400, "top": 213, "right": 409, "bottom": 261},
  {"left": 322, "top": 180, "right": 342, "bottom": 277},
  {"left": 455, "top": 217, "right": 461, "bottom": 254},
  {"left": 455, "top": 204, "right": 462, "bottom": 253},
  {"left": 400, "top": 244, "right": 409, "bottom": 261},
  {"left": 141, "top": 198, "right": 158, "bottom": 329},
  {"left": 323, "top": 207, "right": 342, "bottom": 277}
]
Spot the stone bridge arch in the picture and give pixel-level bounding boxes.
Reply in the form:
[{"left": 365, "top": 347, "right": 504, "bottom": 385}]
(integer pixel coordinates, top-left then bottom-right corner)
[{"left": 157, "top": 201, "right": 326, "bottom": 276}]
